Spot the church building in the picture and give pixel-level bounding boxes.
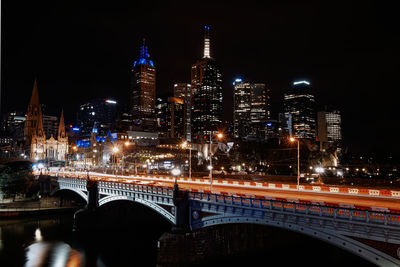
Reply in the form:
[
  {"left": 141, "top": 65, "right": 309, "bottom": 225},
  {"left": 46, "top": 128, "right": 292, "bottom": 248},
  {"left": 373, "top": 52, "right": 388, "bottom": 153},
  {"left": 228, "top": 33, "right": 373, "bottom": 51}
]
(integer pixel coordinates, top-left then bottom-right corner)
[{"left": 24, "top": 80, "right": 68, "bottom": 161}]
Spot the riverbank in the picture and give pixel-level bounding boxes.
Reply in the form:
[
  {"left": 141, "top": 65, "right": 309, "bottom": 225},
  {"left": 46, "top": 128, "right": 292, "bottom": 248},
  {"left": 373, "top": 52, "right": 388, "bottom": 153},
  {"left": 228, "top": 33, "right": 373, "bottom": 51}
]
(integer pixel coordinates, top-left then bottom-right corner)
[{"left": 0, "top": 196, "right": 83, "bottom": 218}]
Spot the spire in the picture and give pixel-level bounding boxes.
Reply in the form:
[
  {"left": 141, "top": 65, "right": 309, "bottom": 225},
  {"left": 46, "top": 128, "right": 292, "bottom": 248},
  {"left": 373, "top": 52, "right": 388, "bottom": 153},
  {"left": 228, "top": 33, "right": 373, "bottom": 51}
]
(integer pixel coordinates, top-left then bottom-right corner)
[
  {"left": 34, "top": 110, "right": 45, "bottom": 138},
  {"left": 29, "top": 79, "right": 40, "bottom": 108},
  {"left": 57, "top": 109, "right": 66, "bottom": 139},
  {"left": 24, "top": 79, "right": 44, "bottom": 142},
  {"left": 140, "top": 37, "right": 149, "bottom": 59},
  {"left": 203, "top": 25, "right": 211, "bottom": 58}
]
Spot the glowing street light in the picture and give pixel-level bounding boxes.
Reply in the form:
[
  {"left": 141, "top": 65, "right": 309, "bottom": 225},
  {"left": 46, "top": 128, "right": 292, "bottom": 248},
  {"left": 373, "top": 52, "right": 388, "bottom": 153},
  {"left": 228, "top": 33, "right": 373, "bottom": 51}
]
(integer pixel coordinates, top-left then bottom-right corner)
[
  {"left": 172, "top": 168, "right": 181, "bottom": 188},
  {"left": 290, "top": 137, "right": 300, "bottom": 189},
  {"left": 181, "top": 141, "right": 192, "bottom": 179},
  {"left": 209, "top": 131, "right": 224, "bottom": 191}
]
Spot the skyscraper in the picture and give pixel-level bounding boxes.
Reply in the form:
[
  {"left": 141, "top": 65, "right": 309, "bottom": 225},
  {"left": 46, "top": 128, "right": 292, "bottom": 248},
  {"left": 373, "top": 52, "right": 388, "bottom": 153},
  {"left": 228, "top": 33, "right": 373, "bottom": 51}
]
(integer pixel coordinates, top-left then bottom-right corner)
[
  {"left": 284, "top": 80, "right": 316, "bottom": 140},
  {"left": 155, "top": 96, "right": 184, "bottom": 139},
  {"left": 191, "top": 26, "right": 223, "bottom": 141},
  {"left": 233, "top": 78, "right": 251, "bottom": 138},
  {"left": 173, "top": 83, "right": 192, "bottom": 141},
  {"left": 233, "top": 78, "right": 269, "bottom": 139},
  {"left": 130, "top": 39, "right": 156, "bottom": 131},
  {"left": 77, "top": 98, "right": 117, "bottom": 136},
  {"left": 317, "top": 109, "right": 342, "bottom": 150}
]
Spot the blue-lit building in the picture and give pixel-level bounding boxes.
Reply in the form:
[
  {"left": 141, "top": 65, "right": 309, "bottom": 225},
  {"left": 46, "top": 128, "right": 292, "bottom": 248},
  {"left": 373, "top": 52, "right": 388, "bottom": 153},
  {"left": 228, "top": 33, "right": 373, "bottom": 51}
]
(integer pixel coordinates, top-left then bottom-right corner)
[
  {"left": 284, "top": 80, "right": 316, "bottom": 140},
  {"left": 130, "top": 39, "right": 157, "bottom": 132},
  {"left": 191, "top": 26, "right": 223, "bottom": 141},
  {"left": 76, "top": 98, "right": 117, "bottom": 137}
]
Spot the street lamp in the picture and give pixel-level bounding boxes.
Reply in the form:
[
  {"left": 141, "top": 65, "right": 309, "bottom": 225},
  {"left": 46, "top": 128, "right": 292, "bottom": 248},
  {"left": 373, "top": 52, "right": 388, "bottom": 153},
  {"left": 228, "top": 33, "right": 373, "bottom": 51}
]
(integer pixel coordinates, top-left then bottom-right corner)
[
  {"left": 172, "top": 168, "right": 181, "bottom": 189},
  {"left": 181, "top": 141, "right": 192, "bottom": 179},
  {"left": 290, "top": 137, "right": 300, "bottom": 189},
  {"left": 209, "top": 131, "right": 224, "bottom": 191},
  {"left": 112, "top": 146, "right": 119, "bottom": 174}
]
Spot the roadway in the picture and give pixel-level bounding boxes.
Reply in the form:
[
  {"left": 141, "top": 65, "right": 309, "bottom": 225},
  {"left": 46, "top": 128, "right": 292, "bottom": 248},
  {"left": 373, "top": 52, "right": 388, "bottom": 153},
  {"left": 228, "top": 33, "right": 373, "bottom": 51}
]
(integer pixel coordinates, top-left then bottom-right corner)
[{"left": 52, "top": 171, "right": 400, "bottom": 212}]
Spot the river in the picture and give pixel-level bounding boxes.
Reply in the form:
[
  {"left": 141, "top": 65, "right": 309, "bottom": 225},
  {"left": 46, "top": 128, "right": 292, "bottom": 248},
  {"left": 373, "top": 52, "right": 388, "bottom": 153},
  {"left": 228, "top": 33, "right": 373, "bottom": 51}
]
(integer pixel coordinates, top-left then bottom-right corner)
[{"left": 0, "top": 207, "right": 376, "bottom": 267}]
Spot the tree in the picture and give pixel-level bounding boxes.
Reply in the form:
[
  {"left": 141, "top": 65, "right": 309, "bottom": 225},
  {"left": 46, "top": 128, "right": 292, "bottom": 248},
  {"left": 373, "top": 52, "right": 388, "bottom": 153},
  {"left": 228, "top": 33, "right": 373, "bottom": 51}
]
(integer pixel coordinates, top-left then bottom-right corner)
[{"left": 0, "top": 160, "right": 34, "bottom": 200}]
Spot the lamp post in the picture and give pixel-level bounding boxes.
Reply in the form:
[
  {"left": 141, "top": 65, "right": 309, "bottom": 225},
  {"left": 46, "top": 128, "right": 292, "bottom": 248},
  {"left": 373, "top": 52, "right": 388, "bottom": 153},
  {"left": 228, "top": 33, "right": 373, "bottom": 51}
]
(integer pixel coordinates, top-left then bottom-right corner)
[
  {"left": 209, "top": 132, "right": 223, "bottom": 191},
  {"left": 290, "top": 137, "right": 300, "bottom": 189},
  {"left": 112, "top": 146, "right": 119, "bottom": 175},
  {"left": 181, "top": 141, "right": 192, "bottom": 179},
  {"left": 172, "top": 168, "right": 181, "bottom": 190}
]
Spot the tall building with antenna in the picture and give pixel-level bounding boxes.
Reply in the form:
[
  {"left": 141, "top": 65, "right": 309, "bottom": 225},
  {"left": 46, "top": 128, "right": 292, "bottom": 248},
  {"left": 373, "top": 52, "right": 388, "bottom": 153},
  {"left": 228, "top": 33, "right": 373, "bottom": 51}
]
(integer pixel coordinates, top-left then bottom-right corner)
[
  {"left": 191, "top": 26, "right": 223, "bottom": 141},
  {"left": 130, "top": 38, "right": 157, "bottom": 131}
]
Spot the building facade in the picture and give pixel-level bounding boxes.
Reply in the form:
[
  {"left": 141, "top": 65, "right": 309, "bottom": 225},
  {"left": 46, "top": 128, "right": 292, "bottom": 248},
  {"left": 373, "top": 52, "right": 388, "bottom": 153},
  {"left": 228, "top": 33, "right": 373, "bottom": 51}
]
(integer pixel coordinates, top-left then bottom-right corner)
[
  {"left": 233, "top": 78, "right": 269, "bottom": 139},
  {"left": 173, "top": 83, "right": 192, "bottom": 141},
  {"left": 130, "top": 39, "right": 156, "bottom": 131},
  {"left": 191, "top": 26, "right": 223, "bottom": 141},
  {"left": 317, "top": 109, "right": 342, "bottom": 150},
  {"left": 77, "top": 98, "right": 117, "bottom": 136},
  {"left": 284, "top": 80, "right": 316, "bottom": 140},
  {"left": 156, "top": 96, "right": 185, "bottom": 139}
]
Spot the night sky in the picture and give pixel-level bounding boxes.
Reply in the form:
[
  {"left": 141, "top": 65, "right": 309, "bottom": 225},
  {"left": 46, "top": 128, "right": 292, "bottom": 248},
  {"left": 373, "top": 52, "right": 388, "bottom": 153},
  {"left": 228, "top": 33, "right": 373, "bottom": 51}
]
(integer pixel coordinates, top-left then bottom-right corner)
[{"left": 2, "top": 1, "right": 400, "bottom": 153}]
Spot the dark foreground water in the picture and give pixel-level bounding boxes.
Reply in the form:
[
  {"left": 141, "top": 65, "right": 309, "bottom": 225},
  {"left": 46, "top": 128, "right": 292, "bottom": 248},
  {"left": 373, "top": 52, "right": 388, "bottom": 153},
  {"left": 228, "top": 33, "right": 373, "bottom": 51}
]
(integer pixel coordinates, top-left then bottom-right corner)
[{"left": 0, "top": 207, "right": 376, "bottom": 267}]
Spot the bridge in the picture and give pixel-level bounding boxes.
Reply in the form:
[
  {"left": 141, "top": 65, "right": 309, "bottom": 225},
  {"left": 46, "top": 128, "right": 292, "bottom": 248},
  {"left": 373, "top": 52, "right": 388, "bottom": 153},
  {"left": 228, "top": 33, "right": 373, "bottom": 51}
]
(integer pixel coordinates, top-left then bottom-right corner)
[{"left": 48, "top": 170, "right": 400, "bottom": 266}]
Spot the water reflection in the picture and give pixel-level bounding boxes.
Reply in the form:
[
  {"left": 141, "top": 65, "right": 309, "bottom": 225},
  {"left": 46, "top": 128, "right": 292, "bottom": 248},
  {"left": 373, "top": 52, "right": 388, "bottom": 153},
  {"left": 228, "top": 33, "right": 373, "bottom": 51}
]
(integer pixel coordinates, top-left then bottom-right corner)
[
  {"left": 25, "top": 241, "right": 85, "bottom": 267},
  {"left": 34, "top": 228, "right": 42, "bottom": 242},
  {"left": 0, "top": 227, "right": 3, "bottom": 251}
]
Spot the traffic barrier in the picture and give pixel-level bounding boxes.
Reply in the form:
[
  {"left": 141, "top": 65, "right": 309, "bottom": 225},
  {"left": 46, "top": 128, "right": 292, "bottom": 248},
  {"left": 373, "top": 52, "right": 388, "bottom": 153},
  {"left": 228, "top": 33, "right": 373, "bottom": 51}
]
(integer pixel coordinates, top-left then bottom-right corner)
[
  {"left": 312, "top": 186, "right": 321, "bottom": 192},
  {"left": 369, "top": 190, "right": 380, "bottom": 196}
]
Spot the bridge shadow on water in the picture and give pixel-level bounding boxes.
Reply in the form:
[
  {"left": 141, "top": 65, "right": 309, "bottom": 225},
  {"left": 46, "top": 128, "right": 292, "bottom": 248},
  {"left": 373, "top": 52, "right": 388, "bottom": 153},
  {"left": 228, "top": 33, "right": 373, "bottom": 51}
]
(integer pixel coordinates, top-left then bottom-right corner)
[{"left": 72, "top": 200, "right": 171, "bottom": 267}]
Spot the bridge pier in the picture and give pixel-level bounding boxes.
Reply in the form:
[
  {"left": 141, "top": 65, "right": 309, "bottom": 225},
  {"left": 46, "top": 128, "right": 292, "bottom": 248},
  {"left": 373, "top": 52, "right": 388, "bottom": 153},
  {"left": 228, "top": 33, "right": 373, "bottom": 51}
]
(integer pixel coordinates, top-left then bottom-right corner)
[
  {"left": 171, "top": 183, "right": 189, "bottom": 233},
  {"left": 73, "top": 179, "right": 99, "bottom": 231}
]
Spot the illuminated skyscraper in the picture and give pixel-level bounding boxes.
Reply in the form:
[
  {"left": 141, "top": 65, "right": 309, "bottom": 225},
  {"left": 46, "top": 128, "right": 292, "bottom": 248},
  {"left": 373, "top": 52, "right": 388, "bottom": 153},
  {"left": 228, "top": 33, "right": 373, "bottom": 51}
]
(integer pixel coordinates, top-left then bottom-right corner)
[
  {"left": 77, "top": 98, "right": 117, "bottom": 136},
  {"left": 233, "top": 78, "right": 251, "bottom": 138},
  {"left": 284, "top": 80, "right": 316, "bottom": 140},
  {"left": 317, "top": 109, "right": 342, "bottom": 150},
  {"left": 130, "top": 39, "right": 156, "bottom": 131},
  {"left": 191, "top": 26, "right": 223, "bottom": 141},
  {"left": 233, "top": 78, "right": 269, "bottom": 139},
  {"left": 155, "top": 96, "right": 184, "bottom": 139},
  {"left": 173, "top": 83, "right": 192, "bottom": 141}
]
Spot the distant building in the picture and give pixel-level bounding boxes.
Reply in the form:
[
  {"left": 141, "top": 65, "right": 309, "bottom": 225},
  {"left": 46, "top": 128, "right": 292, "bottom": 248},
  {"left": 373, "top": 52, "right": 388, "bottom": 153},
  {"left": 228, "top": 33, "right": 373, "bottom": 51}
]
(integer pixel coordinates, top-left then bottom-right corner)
[
  {"left": 284, "top": 80, "right": 316, "bottom": 140},
  {"left": 155, "top": 96, "right": 185, "bottom": 139},
  {"left": 0, "top": 111, "right": 26, "bottom": 148},
  {"left": 191, "top": 26, "right": 223, "bottom": 142},
  {"left": 130, "top": 39, "right": 157, "bottom": 131},
  {"left": 76, "top": 98, "right": 117, "bottom": 136},
  {"left": 233, "top": 78, "right": 269, "bottom": 140},
  {"left": 317, "top": 109, "right": 342, "bottom": 151},
  {"left": 173, "top": 83, "right": 192, "bottom": 141}
]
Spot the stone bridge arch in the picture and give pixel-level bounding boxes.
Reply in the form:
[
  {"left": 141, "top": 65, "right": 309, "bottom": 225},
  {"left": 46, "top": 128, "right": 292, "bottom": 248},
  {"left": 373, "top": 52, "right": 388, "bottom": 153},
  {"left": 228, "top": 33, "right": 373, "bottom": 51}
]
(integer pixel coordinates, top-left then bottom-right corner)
[
  {"left": 191, "top": 214, "right": 400, "bottom": 266},
  {"left": 98, "top": 195, "right": 175, "bottom": 225},
  {"left": 52, "top": 188, "right": 88, "bottom": 204}
]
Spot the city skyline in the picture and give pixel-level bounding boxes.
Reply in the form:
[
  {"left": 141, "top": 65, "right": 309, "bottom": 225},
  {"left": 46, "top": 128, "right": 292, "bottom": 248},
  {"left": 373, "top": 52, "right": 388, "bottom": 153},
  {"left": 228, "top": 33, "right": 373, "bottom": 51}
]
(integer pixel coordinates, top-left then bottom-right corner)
[{"left": 2, "top": 1, "right": 400, "bottom": 153}]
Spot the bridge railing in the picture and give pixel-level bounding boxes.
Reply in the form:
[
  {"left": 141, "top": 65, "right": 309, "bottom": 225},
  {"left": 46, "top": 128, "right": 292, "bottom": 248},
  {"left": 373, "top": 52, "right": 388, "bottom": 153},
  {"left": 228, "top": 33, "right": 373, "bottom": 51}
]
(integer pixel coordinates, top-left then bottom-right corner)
[
  {"left": 188, "top": 192, "right": 400, "bottom": 227},
  {"left": 97, "top": 181, "right": 174, "bottom": 197}
]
